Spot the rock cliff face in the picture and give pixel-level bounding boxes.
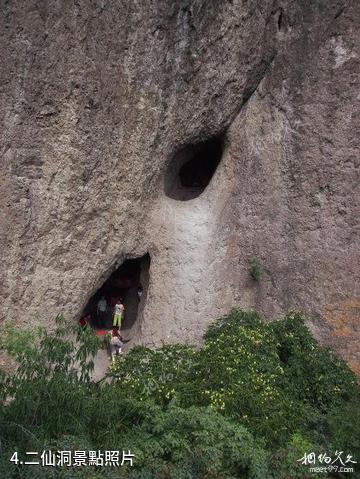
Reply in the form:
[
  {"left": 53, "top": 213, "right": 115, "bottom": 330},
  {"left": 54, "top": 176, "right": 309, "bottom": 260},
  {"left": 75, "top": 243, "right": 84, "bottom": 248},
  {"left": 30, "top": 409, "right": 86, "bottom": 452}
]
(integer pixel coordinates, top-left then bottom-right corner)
[{"left": 1, "top": 1, "right": 359, "bottom": 372}]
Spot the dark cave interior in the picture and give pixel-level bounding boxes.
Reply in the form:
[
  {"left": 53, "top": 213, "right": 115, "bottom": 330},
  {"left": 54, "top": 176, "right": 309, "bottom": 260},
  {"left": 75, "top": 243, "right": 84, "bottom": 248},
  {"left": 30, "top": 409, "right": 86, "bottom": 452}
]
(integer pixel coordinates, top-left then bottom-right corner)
[
  {"left": 164, "top": 134, "right": 224, "bottom": 201},
  {"left": 81, "top": 254, "right": 150, "bottom": 334}
]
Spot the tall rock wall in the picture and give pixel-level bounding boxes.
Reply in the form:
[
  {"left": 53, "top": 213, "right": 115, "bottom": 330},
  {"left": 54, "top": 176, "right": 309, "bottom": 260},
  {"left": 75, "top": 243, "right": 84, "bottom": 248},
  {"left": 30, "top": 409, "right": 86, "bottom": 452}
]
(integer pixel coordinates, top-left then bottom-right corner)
[{"left": 1, "top": 1, "right": 359, "bottom": 372}]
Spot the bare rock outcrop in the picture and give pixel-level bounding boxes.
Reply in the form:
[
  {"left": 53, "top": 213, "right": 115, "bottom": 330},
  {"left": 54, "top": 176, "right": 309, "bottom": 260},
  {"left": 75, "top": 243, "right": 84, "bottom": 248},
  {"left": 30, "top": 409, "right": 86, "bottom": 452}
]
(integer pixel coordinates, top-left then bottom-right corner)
[{"left": 1, "top": 1, "right": 359, "bottom": 372}]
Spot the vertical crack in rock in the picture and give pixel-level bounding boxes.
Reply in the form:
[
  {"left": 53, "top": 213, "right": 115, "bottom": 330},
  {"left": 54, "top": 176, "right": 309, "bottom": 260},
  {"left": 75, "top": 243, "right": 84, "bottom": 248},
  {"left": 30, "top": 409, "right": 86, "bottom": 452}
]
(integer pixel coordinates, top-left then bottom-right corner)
[{"left": 241, "top": 52, "right": 276, "bottom": 108}]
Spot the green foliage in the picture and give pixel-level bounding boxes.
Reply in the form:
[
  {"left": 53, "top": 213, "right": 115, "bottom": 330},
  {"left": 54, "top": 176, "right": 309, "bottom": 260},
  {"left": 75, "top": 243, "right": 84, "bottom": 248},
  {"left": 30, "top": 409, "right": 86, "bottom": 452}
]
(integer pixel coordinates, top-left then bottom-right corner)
[
  {"left": 1, "top": 310, "right": 359, "bottom": 479},
  {"left": 114, "top": 402, "right": 269, "bottom": 479},
  {"left": 268, "top": 432, "right": 316, "bottom": 479},
  {"left": 0, "top": 317, "right": 102, "bottom": 477},
  {"left": 109, "top": 344, "right": 198, "bottom": 406},
  {"left": 108, "top": 309, "right": 359, "bottom": 476},
  {"left": 327, "top": 393, "right": 360, "bottom": 461},
  {"left": 249, "top": 257, "right": 262, "bottom": 281},
  {"left": 198, "top": 309, "right": 302, "bottom": 443},
  {"left": 270, "top": 312, "right": 357, "bottom": 413}
]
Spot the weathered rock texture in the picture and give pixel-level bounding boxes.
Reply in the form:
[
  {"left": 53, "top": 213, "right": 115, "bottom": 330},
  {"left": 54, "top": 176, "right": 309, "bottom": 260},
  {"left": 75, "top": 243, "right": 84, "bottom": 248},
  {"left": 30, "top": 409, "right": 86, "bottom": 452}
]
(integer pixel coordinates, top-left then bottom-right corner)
[{"left": 1, "top": 1, "right": 359, "bottom": 372}]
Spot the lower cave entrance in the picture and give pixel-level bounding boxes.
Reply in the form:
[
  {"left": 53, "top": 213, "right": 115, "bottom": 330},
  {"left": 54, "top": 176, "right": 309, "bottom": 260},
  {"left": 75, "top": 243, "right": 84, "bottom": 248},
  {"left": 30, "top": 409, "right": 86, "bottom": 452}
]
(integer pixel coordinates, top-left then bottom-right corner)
[{"left": 81, "top": 253, "right": 150, "bottom": 335}]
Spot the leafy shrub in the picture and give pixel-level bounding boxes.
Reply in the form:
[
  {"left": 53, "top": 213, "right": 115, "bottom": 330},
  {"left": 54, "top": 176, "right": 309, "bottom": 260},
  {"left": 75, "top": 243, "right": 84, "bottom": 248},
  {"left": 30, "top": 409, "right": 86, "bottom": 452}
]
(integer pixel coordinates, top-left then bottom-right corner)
[
  {"left": 109, "top": 344, "right": 198, "bottom": 406},
  {"left": 249, "top": 257, "right": 262, "bottom": 281},
  {"left": 114, "top": 402, "right": 269, "bottom": 479},
  {"left": 196, "top": 310, "right": 308, "bottom": 443},
  {"left": 1, "top": 309, "right": 359, "bottom": 478},
  {"left": 109, "top": 309, "right": 359, "bottom": 476},
  {"left": 270, "top": 432, "right": 316, "bottom": 479},
  {"left": 327, "top": 393, "right": 360, "bottom": 463},
  {"left": 271, "top": 312, "right": 357, "bottom": 404}
]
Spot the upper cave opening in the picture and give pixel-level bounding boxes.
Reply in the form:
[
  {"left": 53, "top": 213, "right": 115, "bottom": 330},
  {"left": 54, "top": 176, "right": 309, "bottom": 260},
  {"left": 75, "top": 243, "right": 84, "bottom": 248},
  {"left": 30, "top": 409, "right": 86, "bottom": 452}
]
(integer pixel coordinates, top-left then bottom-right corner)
[
  {"left": 80, "top": 253, "right": 150, "bottom": 338},
  {"left": 164, "top": 134, "right": 225, "bottom": 201}
]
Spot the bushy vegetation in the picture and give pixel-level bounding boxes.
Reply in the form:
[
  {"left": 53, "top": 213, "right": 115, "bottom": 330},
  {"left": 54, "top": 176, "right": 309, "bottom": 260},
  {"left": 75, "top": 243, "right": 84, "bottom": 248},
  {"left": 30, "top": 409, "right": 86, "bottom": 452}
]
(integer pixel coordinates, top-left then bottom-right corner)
[
  {"left": 0, "top": 310, "right": 359, "bottom": 478},
  {"left": 249, "top": 258, "right": 262, "bottom": 281}
]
